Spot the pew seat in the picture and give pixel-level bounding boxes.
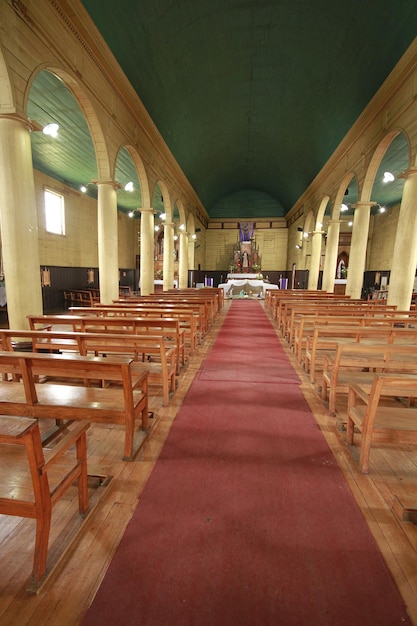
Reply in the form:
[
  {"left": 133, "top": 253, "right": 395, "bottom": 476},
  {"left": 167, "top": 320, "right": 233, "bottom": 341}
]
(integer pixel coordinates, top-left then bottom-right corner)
[{"left": 0, "top": 416, "right": 90, "bottom": 591}]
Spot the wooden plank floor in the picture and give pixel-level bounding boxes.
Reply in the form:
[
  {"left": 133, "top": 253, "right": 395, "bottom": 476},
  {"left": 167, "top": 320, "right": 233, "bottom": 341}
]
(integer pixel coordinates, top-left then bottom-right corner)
[{"left": 1, "top": 300, "right": 417, "bottom": 625}]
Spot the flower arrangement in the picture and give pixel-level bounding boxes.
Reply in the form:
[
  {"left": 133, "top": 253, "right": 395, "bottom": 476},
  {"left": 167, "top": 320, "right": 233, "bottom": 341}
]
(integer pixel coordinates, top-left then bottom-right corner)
[
  {"left": 252, "top": 263, "right": 261, "bottom": 272},
  {"left": 154, "top": 269, "right": 163, "bottom": 280}
]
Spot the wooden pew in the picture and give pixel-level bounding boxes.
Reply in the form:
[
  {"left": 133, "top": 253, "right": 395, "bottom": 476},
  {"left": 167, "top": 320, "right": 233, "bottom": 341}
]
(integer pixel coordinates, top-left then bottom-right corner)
[
  {"left": 28, "top": 313, "right": 187, "bottom": 373},
  {"left": 78, "top": 333, "right": 177, "bottom": 407},
  {"left": 304, "top": 324, "right": 417, "bottom": 383},
  {"left": 69, "top": 311, "right": 186, "bottom": 372},
  {"left": 265, "top": 289, "right": 341, "bottom": 316},
  {"left": 284, "top": 302, "right": 405, "bottom": 344},
  {"left": 89, "top": 305, "right": 200, "bottom": 351},
  {"left": 321, "top": 342, "right": 417, "bottom": 415},
  {"left": 273, "top": 294, "right": 355, "bottom": 328},
  {"left": 276, "top": 297, "right": 396, "bottom": 335},
  {"left": 166, "top": 287, "right": 223, "bottom": 312},
  {"left": 114, "top": 297, "right": 210, "bottom": 334},
  {"left": 293, "top": 310, "right": 417, "bottom": 364},
  {"left": 346, "top": 374, "right": 417, "bottom": 473},
  {"left": 0, "top": 416, "right": 90, "bottom": 591},
  {"left": 1, "top": 328, "right": 177, "bottom": 407},
  {"left": 0, "top": 351, "right": 149, "bottom": 461}
]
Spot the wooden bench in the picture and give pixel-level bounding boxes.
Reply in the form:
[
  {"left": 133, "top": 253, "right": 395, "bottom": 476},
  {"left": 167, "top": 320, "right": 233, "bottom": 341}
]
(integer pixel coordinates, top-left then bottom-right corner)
[
  {"left": 321, "top": 342, "right": 417, "bottom": 415},
  {"left": 346, "top": 374, "right": 417, "bottom": 473},
  {"left": 293, "top": 315, "right": 401, "bottom": 363},
  {"left": 274, "top": 295, "right": 357, "bottom": 329},
  {"left": 66, "top": 310, "right": 186, "bottom": 371},
  {"left": 304, "top": 324, "right": 417, "bottom": 383},
  {"left": 266, "top": 290, "right": 350, "bottom": 320},
  {"left": 113, "top": 298, "right": 209, "bottom": 336},
  {"left": 277, "top": 298, "right": 396, "bottom": 335},
  {"left": 66, "top": 289, "right": 100, "bottom": 307},
  {"left": 91, "top": 305, "right": 200, "bottom": 351},
  {"left": 283, "top": 303, "right": 404, "bottom": 347},
  {"left": 0, "top": 351, "right": 149, "bottom": 461},
  {"left": 77, "top": 333, "right": 177, "bottom": 407},
  {"left": 0, "top": 416, "right": 90, "bottom": 590},
  {"left": 28, "top": 313, "right": 186, "bottom": 373},
  {"left": 0, "top": 328, "right": 176, "bottom": 407}
]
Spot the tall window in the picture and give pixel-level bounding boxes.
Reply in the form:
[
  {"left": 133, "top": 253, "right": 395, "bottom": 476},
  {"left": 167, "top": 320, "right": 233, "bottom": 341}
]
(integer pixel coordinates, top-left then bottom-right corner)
[{"left": 44, "top": 188, "right": 65, "bottom": 235}]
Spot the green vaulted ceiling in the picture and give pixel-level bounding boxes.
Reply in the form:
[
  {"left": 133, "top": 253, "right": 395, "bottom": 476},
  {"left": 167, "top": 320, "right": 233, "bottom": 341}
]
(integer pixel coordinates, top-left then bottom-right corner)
[{"left": 32, "top": 1, "right": 417, "bottom": 218}]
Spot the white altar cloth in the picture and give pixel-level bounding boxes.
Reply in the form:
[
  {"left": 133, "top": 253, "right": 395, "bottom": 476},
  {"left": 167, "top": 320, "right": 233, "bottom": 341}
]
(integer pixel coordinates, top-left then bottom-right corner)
[
  {"left": 219, "top": 279, "right": 278, "bottom": 298},
  {"left": 227, "top": 273, "right": 262, "bottom": 280}
]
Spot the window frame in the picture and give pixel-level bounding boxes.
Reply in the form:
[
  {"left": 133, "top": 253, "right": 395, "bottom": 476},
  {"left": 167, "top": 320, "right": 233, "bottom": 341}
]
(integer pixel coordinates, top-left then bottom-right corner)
[{"left": 44, "top": 187, "right": 65, "bottom": 236}]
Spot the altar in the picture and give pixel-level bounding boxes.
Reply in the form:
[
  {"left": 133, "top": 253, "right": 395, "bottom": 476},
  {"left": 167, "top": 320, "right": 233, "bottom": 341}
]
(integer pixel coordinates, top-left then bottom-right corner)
[{"left": 219, "top": 278, "right": 278, "bottom": 299}]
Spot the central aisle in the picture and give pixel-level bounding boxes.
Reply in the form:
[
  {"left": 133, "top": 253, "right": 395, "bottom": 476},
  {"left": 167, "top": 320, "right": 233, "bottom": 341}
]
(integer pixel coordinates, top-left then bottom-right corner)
[{"left": 82, "top": 300, "right": 411, "bottom": 626}]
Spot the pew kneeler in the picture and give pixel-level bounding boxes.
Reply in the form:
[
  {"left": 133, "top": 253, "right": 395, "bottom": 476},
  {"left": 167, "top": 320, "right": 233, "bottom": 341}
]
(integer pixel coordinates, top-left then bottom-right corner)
[{"left": 0, "top": 416, "right": 90, "bottom": 590}]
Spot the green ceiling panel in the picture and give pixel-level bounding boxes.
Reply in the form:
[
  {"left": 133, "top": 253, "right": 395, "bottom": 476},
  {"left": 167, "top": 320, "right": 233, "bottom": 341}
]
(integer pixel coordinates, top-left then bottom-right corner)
[
  {"left": 80, "top": 0, "right": 417, "bottom": 217},
  {"left": 25, "top": 3, "right": 417, "bottom": 220}
]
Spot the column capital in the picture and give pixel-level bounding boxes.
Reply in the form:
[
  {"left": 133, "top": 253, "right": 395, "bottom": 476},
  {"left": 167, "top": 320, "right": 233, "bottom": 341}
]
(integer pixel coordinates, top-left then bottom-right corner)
[
  {"left": 351, "top": 201, "right": 376, "bottom": 209},
  {"left": 0, "top": 113, "right": 34, "bottom": 131},
  {"left": 138, "top": 206, "right": 155, "bottom": 214},
  {"left": 398, "top": 167, "right": 417, "bottom": 179},
  {"left": 91, "top": 179, "right": 121, "bottom": 190}
]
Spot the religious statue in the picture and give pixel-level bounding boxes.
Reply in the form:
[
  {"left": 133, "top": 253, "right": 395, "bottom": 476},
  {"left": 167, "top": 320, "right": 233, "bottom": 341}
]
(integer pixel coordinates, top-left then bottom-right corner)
[{"left": 242, "top": 250, "right": 249, "bottom": 269}]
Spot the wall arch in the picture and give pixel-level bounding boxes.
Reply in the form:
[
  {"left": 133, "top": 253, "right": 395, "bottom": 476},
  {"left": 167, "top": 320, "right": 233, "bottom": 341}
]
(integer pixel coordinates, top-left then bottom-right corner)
[
  {"left": 120, "top": 144, "right": 151, "bottom": 208},
  {"left": 153, "top": 180, "right": 172, "bottom": 220},
  {"left": 361, "top": 129, "right": 409, "bottom": 202},
  {"left": 331, "top": 173, "right": 358, "bottom": 220},
  {"left": 24, "top": 65, "right": 110, "bottom": 180}
]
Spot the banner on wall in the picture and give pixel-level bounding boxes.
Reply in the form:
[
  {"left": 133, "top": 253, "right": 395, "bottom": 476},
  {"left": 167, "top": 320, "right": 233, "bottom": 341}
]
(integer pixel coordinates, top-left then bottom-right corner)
[{"left": 239, "top": 223, "right": 254, "bottom": 242}]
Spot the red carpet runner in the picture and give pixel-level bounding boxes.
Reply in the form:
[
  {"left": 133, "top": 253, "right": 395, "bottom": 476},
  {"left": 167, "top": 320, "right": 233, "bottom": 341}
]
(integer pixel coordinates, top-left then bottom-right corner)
[{"left": 82, "top": 300, "right": 411, "bottom": 625}]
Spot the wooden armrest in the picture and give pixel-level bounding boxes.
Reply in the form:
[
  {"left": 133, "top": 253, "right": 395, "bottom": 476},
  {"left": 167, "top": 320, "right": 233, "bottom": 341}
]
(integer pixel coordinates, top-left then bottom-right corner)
[
  {"left": 132, "top": 371, "right": 149, "bottom": 391},
  {"left": 42, "top": 420, "right": 90, "bottom": 472},
  {"left": 348, "top": 382, "right": 371, "bottom": 404}
]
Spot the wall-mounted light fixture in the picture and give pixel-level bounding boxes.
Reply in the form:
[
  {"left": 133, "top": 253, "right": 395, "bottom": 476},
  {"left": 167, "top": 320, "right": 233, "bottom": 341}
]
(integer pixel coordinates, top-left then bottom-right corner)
[
  {"left": 154, "top": 211, "right": 166, "bottom": 231},
  {"left": 42, "top": 123, "right": 59, "bottom": 138},
  {"left": 383, "top": 171, "right": 395, "bottom": 183}
]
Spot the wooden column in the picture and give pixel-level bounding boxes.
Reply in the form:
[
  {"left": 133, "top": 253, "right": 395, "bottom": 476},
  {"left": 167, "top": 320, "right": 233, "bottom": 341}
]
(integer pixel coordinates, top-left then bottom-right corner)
[
  {"left": 0, "top": 114, "right": 43, "bottom": 328},
  {"left": 321, "top": 220, "right": 341, "bottom": 293},
  {"left": 346, "top": 202, "right": 374, "bottom": 299},
  {"left": 388, "top": 168, "right": 417, "bottom": 310},
  {"left": 96, "top": 180, "right": 119, "bottom": 304},
  {"left": 179, "top": 230, "right": 189, "bottom": 289},
  {"left": 307, "top": 230, "right": 323, "bottom": 290},
  {"left": 188, "top": 235, "right": 195, "bottom": 272},
  {"left": 163, "top": 222, "right": 175, "bottom": 291},
  {"left": 139, "top": 207, "right": 155, "bottom": 295}
]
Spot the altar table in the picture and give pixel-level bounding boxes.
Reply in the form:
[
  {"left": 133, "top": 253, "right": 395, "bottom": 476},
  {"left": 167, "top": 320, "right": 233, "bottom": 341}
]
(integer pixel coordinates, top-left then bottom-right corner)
[{"left": 219, "top": 279, "right": 278, "bottom": 298}]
